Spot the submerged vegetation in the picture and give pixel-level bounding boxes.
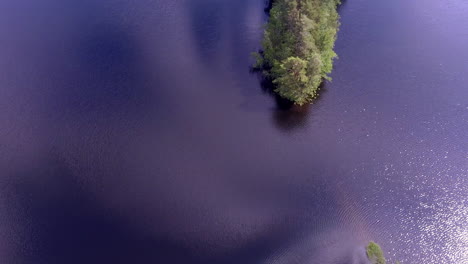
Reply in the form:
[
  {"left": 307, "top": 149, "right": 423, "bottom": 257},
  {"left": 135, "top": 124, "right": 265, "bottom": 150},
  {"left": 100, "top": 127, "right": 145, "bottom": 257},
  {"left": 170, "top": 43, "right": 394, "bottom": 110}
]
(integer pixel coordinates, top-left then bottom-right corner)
[{"left": 254, "top": 0, "right": 341, "bottom": 105}]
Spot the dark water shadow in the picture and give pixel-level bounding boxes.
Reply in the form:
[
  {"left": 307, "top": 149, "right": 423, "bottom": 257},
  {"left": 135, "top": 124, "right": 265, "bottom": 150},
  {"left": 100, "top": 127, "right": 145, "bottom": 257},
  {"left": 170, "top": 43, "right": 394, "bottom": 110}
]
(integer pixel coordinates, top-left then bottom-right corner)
[
  {"left": 5, "top": 152, "right": 336, "bottom": 264},
  {"left": 273, "top": 103, "right": 312, "bottom": 132},
  {"left": 70, "top": 26, "right": 150, "bottom": 114},
  {"left": 6, "top": 155, "right": 200, "bottom": 264},
  {"left": 251, "top": 68, "right": 313, "bottom": 132},
  {"left": 264, "top": 0, "right": 274, "bottom": 13},
  {"left": 42, "top": 0, "right": 154, "bottom": 118},
  {"left": 337, "top": 0, "right": 348, "bottom": 12},
  {"left": 186, "top": 0, "right": 224, "bottom": 65}
]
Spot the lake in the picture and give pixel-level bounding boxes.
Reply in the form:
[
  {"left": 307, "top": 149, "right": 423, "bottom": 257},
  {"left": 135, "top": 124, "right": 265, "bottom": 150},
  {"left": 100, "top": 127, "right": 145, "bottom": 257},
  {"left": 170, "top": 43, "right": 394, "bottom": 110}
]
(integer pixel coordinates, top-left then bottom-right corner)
[{"left": 0, "top": 0, "right": 466, "bottom": 263}]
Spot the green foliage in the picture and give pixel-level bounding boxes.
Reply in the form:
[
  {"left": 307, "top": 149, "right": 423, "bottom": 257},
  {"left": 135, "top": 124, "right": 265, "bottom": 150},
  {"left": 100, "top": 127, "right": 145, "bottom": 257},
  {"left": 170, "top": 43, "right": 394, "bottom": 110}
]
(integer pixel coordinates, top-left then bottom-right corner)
[
  {"left": 366, "top": 242, "right": 386, "bottom": 264},
  {"left": 256, "top": 0, "right": 340, "bottom": 105},
  {"left": 251, "top": 52, "right": 264, "bottom": 70},
  {"left": 274, "top": 57, "right": 310, "bottom": 105}
]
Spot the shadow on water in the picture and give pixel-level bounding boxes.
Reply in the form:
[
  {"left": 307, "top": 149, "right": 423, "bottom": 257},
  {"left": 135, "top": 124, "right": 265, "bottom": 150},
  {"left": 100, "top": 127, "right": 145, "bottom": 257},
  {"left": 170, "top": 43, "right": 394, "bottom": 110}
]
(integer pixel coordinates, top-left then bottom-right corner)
[
  {"left": 187, "top": 0, "right": 224, "bottom": 65},
  {"left": 337, "top": 0, "right": 348, "bottom": 12},
  {"left": 252, "top": 69, "right": 313, "bottom": 132},
  {"left": 73, "top": 25, "right": 146, "bottom": 109},
  {"left": 40, "top": 0, "right": 155, "bottom": 117},
  {"left": 7, "top": 155, "right": 203, "bottom": 264},
  {"left": 263, "top": 0, "right": 274, "bottom": 14},
  {"left": 5, "top": 152, "right": 320, "bottom": 264},
  {"left": 273, "top": 103, "right": 312, "bottom": 132}
]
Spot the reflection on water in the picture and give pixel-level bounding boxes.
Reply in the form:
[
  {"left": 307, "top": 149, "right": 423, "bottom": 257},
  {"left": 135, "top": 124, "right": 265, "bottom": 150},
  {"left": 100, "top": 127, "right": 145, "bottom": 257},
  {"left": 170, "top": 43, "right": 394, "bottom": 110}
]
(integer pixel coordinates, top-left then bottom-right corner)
[
  {"left": 272, "top": 104, "right": 311, "bottom": 132},
  {"left": 187, "top": 0, "right": 224, "bottom": 64},
  {"left": 0, "top": 0, "right": 467, "bottom": 264}
]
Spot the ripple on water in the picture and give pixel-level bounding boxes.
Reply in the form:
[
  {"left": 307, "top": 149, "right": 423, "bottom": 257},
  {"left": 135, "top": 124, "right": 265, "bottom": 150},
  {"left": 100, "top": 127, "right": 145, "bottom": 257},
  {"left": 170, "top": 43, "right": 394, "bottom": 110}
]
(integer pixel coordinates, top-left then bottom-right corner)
[{"left": 355, "top": 146, "right": 468, "bottom": 264}]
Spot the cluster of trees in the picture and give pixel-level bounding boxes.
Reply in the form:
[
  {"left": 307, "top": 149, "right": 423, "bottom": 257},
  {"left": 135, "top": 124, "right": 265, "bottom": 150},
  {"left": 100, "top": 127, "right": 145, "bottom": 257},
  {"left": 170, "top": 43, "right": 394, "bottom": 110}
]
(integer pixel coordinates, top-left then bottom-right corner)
[
  {"left": 366, "top": 241, "right": 401, "bottom": 264},
  {"left": 254, "top": 0, "right": 340, "bottom": 105},
  {"left": 366, "top": 242, "right": 387, "bottom": 264}
]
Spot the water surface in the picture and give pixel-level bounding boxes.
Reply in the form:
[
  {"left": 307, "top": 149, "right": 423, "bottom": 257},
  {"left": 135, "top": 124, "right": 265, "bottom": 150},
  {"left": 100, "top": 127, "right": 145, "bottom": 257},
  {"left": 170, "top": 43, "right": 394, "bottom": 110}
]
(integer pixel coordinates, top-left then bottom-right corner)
[{"left": 0, "top": 0, "right": 467, "bottom": 263}]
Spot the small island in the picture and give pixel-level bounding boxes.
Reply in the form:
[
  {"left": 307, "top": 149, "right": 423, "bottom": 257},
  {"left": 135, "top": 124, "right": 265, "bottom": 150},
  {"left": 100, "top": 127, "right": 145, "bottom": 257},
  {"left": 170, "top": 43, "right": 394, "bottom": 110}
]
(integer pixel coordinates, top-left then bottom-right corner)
[
  {"left": 366, "top": 242, "right": 386, "bottom": 264},
  {"left": 366, "top": 241, "right": 401, "bottom": 264},
  {"left": 254, "top": 0, "right": 341, "bottom": 105}
]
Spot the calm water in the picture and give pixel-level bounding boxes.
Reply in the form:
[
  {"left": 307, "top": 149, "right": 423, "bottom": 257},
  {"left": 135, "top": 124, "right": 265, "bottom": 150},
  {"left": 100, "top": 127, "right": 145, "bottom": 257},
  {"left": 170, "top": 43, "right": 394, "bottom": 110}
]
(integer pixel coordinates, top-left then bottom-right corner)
[{"left": 0, "top": 0, "right": 467, "bottom": 263}]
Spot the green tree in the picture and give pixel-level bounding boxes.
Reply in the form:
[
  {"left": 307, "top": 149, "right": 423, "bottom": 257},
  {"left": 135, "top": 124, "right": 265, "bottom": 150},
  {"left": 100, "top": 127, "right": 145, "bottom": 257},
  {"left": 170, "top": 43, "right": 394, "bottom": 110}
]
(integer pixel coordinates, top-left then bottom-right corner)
[
  {"left": 256, "top": 0, "right": 340, "bottom": 105},
  {"left": 274, "top": 57, "right": 310, "bottom": 105},
  {"left": 366, "top": 242, "right": 386, "bottom": 264}
]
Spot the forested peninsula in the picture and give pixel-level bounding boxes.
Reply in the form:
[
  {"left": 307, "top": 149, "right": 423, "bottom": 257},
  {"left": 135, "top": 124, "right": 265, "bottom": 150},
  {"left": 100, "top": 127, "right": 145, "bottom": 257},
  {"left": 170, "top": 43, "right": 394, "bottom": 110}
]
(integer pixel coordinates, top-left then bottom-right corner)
[{"left": 254, "top": 0, "right": 341, "bottom": 105}]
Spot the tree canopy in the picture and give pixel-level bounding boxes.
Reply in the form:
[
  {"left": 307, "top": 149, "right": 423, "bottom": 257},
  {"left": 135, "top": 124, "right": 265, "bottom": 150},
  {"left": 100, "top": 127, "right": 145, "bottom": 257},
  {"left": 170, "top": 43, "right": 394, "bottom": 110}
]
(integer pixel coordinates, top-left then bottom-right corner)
[
  {"left": 256, "top": 0, "right": 340, "bottom": 105},
  {"left": 366, "top": 241, "right": 386, "bottom": 264}
]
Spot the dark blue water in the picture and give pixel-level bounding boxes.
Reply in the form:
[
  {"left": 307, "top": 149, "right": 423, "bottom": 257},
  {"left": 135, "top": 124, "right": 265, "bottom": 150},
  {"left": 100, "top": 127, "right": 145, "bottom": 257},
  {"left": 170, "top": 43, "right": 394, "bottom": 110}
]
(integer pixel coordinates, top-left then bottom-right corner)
[{"left": 0, "top": 0, "right": 466, "bottom": 263}]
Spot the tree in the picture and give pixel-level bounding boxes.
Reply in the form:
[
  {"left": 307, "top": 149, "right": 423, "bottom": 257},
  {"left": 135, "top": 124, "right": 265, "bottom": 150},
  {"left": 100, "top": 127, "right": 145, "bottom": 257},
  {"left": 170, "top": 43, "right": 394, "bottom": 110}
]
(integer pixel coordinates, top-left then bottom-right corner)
[
  {"left": 274, "top": 57, "right": 309, "bottom": 105},
  {"left": 366, "top": 242, "right": 386, "bottom": 264},
  {"left": 256, "top": 0, "right": 340, "bottom": 105}
]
